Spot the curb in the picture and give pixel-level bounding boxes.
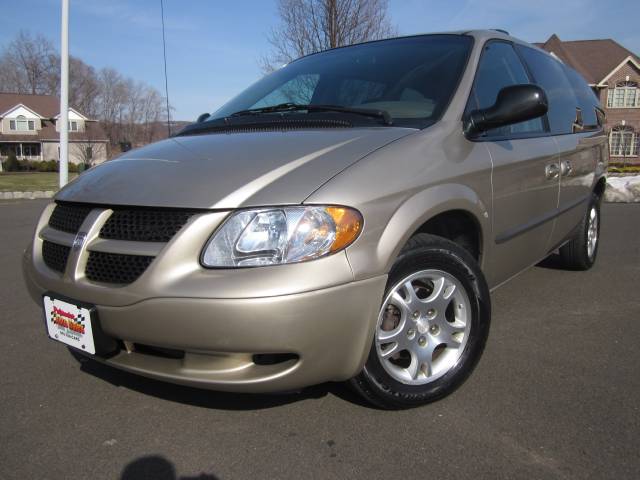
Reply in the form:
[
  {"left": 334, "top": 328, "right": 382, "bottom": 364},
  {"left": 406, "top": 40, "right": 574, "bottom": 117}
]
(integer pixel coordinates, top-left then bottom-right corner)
[{"left": 1, "top": 191, "right": 55, "bottom": 200}]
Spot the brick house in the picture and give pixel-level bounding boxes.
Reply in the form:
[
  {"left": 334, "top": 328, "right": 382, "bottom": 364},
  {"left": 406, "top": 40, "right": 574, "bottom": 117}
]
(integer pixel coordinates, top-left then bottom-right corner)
[
  {"left": 536, "top": 35, "right": 640, "bottom": 165},
  {"left": 0, "top": 93, "right": 108, "bottom": 168}
]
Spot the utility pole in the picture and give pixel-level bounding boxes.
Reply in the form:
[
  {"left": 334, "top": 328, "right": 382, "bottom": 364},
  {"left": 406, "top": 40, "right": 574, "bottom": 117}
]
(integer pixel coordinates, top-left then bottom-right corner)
[{"left": 59, "top": 0, "right": 69, "bottom": 188}]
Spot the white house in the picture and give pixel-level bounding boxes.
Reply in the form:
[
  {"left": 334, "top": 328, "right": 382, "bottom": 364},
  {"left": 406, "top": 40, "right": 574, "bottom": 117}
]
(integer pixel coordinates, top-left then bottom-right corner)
[{"left": 0, "top": 93, "right": 108, "bottom": 166}]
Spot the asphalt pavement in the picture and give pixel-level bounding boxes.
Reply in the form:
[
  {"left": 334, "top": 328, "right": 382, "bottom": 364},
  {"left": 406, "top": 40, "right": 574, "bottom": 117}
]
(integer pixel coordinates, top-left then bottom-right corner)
[{"left": 1, "top": 199, "right": 639, "bottom": 480}]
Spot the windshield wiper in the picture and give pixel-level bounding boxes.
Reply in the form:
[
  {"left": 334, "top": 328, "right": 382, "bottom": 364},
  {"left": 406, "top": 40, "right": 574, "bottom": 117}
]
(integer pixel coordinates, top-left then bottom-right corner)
[{"left": 229, "top": 103, "right": 393, "bottom": 125}]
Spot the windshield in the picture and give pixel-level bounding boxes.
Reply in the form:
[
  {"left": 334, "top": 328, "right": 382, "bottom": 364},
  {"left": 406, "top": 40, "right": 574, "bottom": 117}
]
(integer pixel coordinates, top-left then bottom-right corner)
[{"left": 210, "top": 34, "right": 473, "bottom": 129}]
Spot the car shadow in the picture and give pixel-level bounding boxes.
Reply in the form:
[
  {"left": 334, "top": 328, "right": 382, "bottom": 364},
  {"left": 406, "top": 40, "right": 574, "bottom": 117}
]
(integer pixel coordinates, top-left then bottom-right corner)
[
  {"left": 535, "top": 253, "right": 567, "bottom": 270},
  {"left": 120, "top": 455, "right": 218, "bottom": 480},
  {"left": 73, "top": 351, "right": 374, "bottom": 410}
]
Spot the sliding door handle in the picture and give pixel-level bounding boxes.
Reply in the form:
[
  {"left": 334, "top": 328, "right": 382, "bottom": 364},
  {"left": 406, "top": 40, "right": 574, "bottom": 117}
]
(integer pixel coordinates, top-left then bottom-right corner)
[
  {"left": 560, "top": 160, "right": 572, "bottom": 176},
  {"left": 545, "top": 163, "right": 560, "bottom": 179}
]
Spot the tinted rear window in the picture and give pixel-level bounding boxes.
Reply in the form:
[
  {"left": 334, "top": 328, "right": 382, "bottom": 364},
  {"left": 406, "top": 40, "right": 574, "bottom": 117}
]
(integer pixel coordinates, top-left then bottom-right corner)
[
  {"left": 562, "top": 66, "right": 600, "bottom": 130},
  {"left": 516, "top": 45, "right": 578, "bottom": 135}
]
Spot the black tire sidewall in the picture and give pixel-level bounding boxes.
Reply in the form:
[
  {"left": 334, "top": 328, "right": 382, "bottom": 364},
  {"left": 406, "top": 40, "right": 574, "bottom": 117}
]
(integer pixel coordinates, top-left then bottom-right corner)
[{"left": 361, "top": 238, "right": 491, "bottom": 407}]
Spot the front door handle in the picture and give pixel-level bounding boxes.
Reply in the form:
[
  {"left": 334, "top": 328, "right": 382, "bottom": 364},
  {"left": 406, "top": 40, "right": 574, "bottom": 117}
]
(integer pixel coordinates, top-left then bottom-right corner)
[{"left": 545, "top": 163, "right": 560, "bottom": 179}]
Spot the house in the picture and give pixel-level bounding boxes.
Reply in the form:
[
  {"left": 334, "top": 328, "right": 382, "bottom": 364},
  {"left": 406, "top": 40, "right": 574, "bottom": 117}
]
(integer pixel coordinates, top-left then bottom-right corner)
[
  {"left": 536, "top": 35, "right": 640, "bottom": 164},
  {"left": 0, "top": 93, "right": 108, "bottom": 167}
]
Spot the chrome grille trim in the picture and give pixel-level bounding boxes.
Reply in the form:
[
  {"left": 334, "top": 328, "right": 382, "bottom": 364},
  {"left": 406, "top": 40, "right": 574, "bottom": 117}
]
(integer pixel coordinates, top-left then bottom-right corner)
[
  {"left": 40, "top": 226, "right": 75, "bottom": 247},
  {"left": 88, "top": 238, "right": 165, "bottom": 257},
  {"left": 41, "top": 202, "right": 190, "bottom": 285}
]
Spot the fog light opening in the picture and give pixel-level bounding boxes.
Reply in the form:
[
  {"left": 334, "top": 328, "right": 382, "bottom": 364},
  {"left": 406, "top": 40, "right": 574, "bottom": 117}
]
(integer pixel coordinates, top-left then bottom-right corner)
[{"left": 252, "top": 353, "right": 299, "bottom": 366}]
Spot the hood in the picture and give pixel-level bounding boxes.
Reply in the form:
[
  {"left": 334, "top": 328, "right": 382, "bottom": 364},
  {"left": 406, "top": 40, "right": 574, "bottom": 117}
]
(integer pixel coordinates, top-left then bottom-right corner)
[{"left": 56, "top": 128, "right": 415, "bottom": 209}]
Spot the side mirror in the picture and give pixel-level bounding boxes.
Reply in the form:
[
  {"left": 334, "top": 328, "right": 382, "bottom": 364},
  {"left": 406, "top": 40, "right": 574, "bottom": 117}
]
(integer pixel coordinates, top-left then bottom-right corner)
[
  {"left": 196, "top": 113, "right": 210, "bottom": 123},
  {"left": 465, "top": 84, "right": 548, "bottom": 136}
]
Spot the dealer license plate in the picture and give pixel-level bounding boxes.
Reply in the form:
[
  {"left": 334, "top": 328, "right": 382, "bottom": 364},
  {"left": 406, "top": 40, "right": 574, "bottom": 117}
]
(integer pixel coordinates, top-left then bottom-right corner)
[{"left": 43, "top": 295, "right": 96, "bottom": 354}]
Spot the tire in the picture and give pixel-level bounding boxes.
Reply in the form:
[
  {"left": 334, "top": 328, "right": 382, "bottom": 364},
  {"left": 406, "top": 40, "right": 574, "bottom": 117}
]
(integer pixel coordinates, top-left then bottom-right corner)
[
  {"left": 559, "top": 194, "right": 600, "bottom": 271},
  {"left": 350, "top": 234, "right": 491, "bottom": 409}
]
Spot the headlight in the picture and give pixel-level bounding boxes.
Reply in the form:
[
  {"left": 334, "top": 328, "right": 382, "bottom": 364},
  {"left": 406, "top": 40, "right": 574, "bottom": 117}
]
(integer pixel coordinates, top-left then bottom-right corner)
[{"left": 201, "top": 206, "right": 363, "bottom": 268}]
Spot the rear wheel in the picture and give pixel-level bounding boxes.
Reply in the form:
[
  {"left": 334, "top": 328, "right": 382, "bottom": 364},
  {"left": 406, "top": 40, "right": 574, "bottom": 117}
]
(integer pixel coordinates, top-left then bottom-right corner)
[
  {"left": 559, "top": 194, "right": 600, "bottom": 270},
  {"left": 351, "top": 234, "right": 491, "bottom": 409}
]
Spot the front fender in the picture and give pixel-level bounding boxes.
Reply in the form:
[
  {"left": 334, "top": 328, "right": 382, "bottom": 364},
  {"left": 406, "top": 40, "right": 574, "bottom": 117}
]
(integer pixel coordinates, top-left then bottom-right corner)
[{"left": 345, "top": 183, "right": 491, "bottom": 280}]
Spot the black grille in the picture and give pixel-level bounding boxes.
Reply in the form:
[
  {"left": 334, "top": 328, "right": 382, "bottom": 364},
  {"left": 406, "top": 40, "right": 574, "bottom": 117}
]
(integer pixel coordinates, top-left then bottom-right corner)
[
  {"left": 49, "top": 202, "right": 93, "bottom": 234},
  {"left": 100, "top": 208, "right": 198, "bottom": 242},
  {"left": 85, "top": 251, "right": 154, "bottom": 284},
  {"left": 42, "top": 241, "right": 70, "bottom": 273}
]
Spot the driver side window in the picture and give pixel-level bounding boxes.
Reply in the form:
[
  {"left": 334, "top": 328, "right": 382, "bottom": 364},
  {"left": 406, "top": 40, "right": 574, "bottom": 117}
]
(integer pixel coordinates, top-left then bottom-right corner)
[{"left": 469, "top": 41, "right": 544, "bottom": 138}]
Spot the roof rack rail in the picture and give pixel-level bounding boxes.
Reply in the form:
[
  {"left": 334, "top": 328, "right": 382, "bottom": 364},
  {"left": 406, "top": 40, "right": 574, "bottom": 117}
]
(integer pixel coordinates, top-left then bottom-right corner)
[{"left": 492, "top": 29, "right": 510, "bottom": 35}]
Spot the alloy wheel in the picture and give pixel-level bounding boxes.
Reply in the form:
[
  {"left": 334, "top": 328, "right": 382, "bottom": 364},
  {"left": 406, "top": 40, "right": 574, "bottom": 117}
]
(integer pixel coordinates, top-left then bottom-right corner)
[{"left": 375, "top": 269, "right": 471, "bottom": 385}]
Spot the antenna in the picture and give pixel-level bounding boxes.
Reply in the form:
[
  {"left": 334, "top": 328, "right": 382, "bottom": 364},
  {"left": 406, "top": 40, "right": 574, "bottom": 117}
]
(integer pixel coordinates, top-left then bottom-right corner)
[{"left": 160, "top": 0, "right": 171, "bottom": 137}]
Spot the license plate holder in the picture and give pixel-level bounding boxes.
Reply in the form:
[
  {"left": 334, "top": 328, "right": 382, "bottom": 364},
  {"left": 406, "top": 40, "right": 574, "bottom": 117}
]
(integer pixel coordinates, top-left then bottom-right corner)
[{"left": 43, "top": 294, "right": 97, "bottom": 355}]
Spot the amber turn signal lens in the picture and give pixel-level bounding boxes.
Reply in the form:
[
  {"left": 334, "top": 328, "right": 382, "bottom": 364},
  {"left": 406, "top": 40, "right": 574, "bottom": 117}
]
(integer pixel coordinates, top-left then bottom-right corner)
[{"left": 326, "top": 207, "right": 363, "bottom": 252}]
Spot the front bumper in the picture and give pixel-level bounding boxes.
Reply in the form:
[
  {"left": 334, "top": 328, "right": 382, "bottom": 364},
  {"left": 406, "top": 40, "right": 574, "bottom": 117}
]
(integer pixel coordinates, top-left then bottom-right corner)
[{"left": 24, "top": 208, "right": 387, "bottom": 391}]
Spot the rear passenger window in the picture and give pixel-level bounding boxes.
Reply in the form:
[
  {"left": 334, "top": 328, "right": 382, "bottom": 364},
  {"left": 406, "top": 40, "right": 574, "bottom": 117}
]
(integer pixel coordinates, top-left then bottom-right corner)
[
  {"left": 562, "top": 66, "right": 600, "bottom": 131},
  {"left": 516, "top": 46, "right": 578, "bottom": 135},
  {"left": 469, "top": 41, "right": 544, "bottom": 137}
]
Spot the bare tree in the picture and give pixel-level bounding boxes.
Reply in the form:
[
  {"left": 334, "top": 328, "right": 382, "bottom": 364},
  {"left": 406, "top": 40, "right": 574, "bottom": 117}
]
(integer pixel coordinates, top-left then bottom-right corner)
[
  {"left": 0, "top": 31, "right": 58, "bottom": 94},
  {"left": 45, "top": 56, "right": 101, "bottom": 117},
  {"left": 0, "top": 31, "right": 170, "bottom": 153},
  {"left": 69, "top": 57, "right": 101, "bottom": 117},
  {"left": 262, "top": 0, "right": 396, "bottom": 72},
  {"left": 96, "top": 68, "right": 129, "bottom": 144},
  {"left": 137, "top": 86, "right": 165, "bottom": 144},
  {"left": 94, "top": 69, "right": 167, "bottom": 148},
  {"left": 71, "top": 139, "right": 106, "bottom": 167}
]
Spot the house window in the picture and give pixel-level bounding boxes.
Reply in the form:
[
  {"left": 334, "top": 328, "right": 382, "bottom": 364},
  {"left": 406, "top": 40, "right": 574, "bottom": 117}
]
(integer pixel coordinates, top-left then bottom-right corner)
[
  {"left": 607, "top": 81, "right": 639, "bottom": 108},
  {"left": 610, "top": 125, "right": 638, "bottom": 156},
  {"left": 10, "top": 115, "right": 35, "bottom": 131},
  {"left": 22, "top": 144, "right": 39, "bottom": 157},
  {"left": 68, "top": 121, "right": 78, "bottom": 131}
]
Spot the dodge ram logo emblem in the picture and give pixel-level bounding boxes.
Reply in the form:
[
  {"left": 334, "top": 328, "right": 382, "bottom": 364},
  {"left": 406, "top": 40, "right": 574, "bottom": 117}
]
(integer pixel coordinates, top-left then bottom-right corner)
[{"left": 72, "top": 232, "right": 87, "bottom": 252}]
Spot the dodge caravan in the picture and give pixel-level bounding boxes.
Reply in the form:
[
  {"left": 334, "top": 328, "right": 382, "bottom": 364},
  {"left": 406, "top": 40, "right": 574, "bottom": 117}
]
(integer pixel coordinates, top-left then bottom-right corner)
[{"left": 24, "top": 30, "right": 608, "bottom": 408}]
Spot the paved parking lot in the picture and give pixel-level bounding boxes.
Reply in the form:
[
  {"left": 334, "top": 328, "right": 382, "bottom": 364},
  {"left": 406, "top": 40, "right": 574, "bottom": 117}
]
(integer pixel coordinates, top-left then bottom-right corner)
[{"left": 1, "top": 199, "right": 639, "bottom": 480}]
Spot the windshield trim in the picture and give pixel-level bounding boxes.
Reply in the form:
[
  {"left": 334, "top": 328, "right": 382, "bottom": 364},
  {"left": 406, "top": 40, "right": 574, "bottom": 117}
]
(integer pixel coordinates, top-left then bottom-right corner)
[{"left": 287, "top": 32, "right": 473, "bottom": 68}]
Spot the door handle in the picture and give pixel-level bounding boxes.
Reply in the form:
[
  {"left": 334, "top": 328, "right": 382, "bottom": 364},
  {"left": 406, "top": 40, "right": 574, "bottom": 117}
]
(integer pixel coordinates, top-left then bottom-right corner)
[
  {"left": 545, "top": 163, "right": 560, "bottom": 179},
  {"left": 560, "top": 160, "right": 572, "bottom": 176}
]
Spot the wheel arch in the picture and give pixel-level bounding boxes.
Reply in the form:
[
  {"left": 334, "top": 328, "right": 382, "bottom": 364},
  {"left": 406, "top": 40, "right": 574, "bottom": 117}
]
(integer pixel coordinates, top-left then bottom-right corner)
[
  {"left": 593, "top": 176, "right": 606, "bottom": 200},
  {"left": 375, "top": 183, "right": 491, "bottom": 274}
]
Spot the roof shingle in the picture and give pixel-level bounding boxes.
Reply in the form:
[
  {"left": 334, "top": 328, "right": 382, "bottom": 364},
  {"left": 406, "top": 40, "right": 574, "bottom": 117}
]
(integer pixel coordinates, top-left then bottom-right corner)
[
  {"left": 0, "top": 93, "right": 107, "bottom": 142},
  {"left": 0, "top": 93, "right": 61, "bottom": 118},
  {"left": 536, "top": 35, "right": 640, "bottom": 84}
]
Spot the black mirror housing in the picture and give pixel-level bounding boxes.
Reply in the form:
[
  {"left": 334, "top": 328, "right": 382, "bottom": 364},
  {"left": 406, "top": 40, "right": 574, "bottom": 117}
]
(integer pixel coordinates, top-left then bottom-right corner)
[
  {"left": 196, "top": 113, "right": 210, "bottom": 123},
  {"left": 465, "top": 84, "right": 548, "bottom": 136}
]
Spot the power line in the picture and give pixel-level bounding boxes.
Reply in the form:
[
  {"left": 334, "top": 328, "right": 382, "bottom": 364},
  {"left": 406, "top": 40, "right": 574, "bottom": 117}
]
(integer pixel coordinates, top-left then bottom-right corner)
[{"left": 160, "top": 0, "right": 171, "bottom": 137}]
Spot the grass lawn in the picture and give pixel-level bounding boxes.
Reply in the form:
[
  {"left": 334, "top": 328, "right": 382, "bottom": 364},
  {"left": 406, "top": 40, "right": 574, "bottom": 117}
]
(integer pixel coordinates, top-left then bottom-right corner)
[{"left": 0, "top": 172, "right": 78, "bottom": 192}]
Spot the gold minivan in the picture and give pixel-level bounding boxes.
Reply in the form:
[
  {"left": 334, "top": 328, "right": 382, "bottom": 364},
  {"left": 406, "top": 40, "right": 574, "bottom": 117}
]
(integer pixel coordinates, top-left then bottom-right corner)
[{"left": 24, "top": 30, "right": 607, "bottom": 408}]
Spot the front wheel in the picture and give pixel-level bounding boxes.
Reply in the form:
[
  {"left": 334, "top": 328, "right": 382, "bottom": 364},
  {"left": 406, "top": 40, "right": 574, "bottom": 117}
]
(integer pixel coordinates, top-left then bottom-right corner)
[{"left": 350, "top": 234, "right": 491, "bottom": 409}]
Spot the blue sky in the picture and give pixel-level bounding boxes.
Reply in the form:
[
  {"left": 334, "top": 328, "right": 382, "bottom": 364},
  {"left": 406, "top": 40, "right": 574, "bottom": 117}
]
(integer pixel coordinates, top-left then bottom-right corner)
[{"left": 1, "top": 0, "right": 639, "bottom": 120}]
